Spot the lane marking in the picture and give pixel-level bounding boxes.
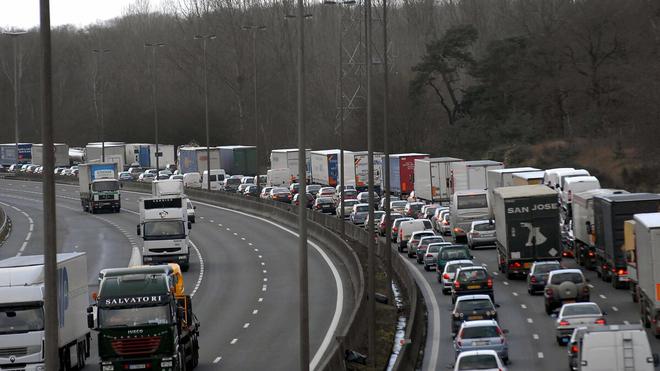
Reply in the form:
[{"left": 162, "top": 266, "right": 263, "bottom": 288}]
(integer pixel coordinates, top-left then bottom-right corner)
[
  {"left": 241, "top": 237, "right": 246, "bottom": 240},
  {"left": 252, "top": 309, "right": 259, "bottom": 315},
  {"left": 492, "top": 271, "right": 498, "bottom": 276},
  {"left": 243, "top": 323, "right": 250, "bottom": 329},
  {"left": 213, "top": 357, "right": 221, "bottom": 364},
  {"left": 263, "top": 270, "right": 267, "bottom": 274},
  {"left": 624, "top": 320, "right": 630, "bottom": 325},
  {"left": 512, "top": 292, "right": 518, "bottom": 297},
  {"left": 0, "top": 200, "right": 35, "bottom": 256},
  {"left": 210, "top": 220, "right": 214, "bottom": 223},
  {"left": 537, "top": 352, "right": 544, "bottom": 359},
  {"left": 521, "top": 304, "right": 527, "bottom": 309},
  {"left": 254, "top": 248, "right": 259, "bottom": 252},
  {"left": 503, "top": 281, "right": 509, "bottom": 286},
  {"left": 588, "top": 284, "right": 595, "bottom": 288},
  {"left": 258, "top": 297, "right": 263, "bottom": 302},
  {"left": 248, "top": 242, "right": 253, "bottom": 246},
  {"left": 230, "top": 338, "right": 238, "bottom": 345},
  {"left": 599, "top": 294, "right": 607, "bottom": 299},
  {"left": 263, "top": 278, "right": 268, "bottom": 282},
  {"left": 233, "top": 232, "right": 238, "bottom": 236},
  {"left": 262, "top": 285, "right": 267, "bottom": 291},
  {"left": 258, "top": 255, "right": 263, "bottom": 259},
  {"left": 218, "top": 224, "right": 222, "bottom": 227},
  {"left": 527, "top": 318, "right": 533, "bottom": 323},
  {"left": 533, "top": 334, "right": 539, "bottom": 340},
  {"left": 612, "top": 306, "right": 619, "bottom": 312},
  {"left": 226, "top": 227, "right": 231, "bottom": 231}
]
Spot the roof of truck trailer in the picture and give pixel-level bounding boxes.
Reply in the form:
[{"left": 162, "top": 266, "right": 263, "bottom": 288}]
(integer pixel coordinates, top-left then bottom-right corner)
[
  {"left": 420, "top": 157, "right": 463, "bottom": 162},
  {"left": 465, "top": 160, "right": 503, "bottom": 166},
  {"left": 512, "top": 171, "right": 546, "bottom": 179},
  {"left": 595, "top": 193, "right": 660, "bottom": 203},
  {"left": 634, "top": 213, "right": 660, "bottom": 228},
  {"left": 573, "top": 188, "right": 628, "bottom": 201},
  {"left": 390, "top": 153, "right": 429, "bottom": 157},
  {"left": 493, "top": 185, "right": 556, "bottom": 198},
  {"left": 489, "top": 167, "right": 539, "bottom": 174},
  {"left": 0, "top": 252, "right": 84, "bottom": 268}
]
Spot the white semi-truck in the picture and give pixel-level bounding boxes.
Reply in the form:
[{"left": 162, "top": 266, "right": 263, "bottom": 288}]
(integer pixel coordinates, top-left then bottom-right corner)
[
  {"left": 634, "top": 213, "right": 660, "bottom": 337},
  {"left": 0, "top": 253, "right": 90, "bottom": 370},
  {"left": 450, "top": 160, "right": 504, "bottom": 195},
  {"left": 413, "top": 157, "right": 463, "bottom": 204},
  {"left": 31, "top": 143, "right": 69, "bottom": 167},
  {"left": 270, "top": 148, "right": 311, "bottom": 183}
]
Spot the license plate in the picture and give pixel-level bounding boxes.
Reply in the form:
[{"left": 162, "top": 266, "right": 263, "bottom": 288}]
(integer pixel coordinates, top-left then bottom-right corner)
[
  {"left": 524, "top": 262, "right": 532, "bottom": 268},
  {"left": 467, "top": 285, "right": 481, "bottom": 289},
  {"left": 468, "top": 315, "right": 483, "bottom": 320},
  {"left": 129, "top": 365, "right": 147, "bottom": 370},
  {"left": 618, "top": 276, "right": 629, "bottom": 282},
  {"left": 473, "top": 340, "right": 488, "bottom": 346}
]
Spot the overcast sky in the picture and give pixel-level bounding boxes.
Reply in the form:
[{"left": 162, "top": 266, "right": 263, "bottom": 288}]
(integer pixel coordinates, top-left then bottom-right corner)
[{"left": 0, "top": 0, "right": 158, "bottom": 29}]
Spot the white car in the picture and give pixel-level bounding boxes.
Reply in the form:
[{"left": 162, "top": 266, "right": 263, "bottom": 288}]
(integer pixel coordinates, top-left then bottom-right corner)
[
  {"left": 453, "top": 349, "right": 507, "bottom": 371},
  {"left": 439, "top": 259, "right": 474, "bottom": 294},
  {"left": 555, "top": 302, "right": 606, "bottom": 345},
  {"left": 186, "top": 199, "right": 196, "bottom": 223}
]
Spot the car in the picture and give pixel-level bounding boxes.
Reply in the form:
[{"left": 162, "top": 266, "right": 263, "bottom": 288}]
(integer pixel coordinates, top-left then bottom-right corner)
[
  {"left": 61, "top": 168, "right": 73, "bottom": 176},
  {"left": 450, "top": 295, "right": 498, "bottom": 335},
  {"left": 452, "top": 266, "right": 494, "bottom": 304},
  {"left": 544, "top": 269, "right": 590, "bottom": 315},
  {"left": 397, "top": 219, "right": 433, "bottom": 251},
  {"left": 454, "top": 320, "right": 509, "bottom": 364},
  {"left": 293, "top": 193, "right": 315, "bottom": 208},
  {"left": 341, "top": 189, "right": 358, "bottom": 200},
  {"left": 313, "top": 197, "right": 336, "bottom": 214},
  {"left": 335, "top": 184, "right": 356, "bottom": 193},
  {"left": 336, "top": 199, "right": 360, "bottom": 219},
  {"left": 440, "top": 260, "right": 475, "bottom": 293},
  {"left": 467, "top": 220, "right": 497, "bottom": 249},
  {"left": 169, "top": 174, "right": 184, "bottom": 180},
  {"left": 270, "top": 187, "right": 292, "bottom": 203},
  {"left": 561, "top": 221, "right": 576, "bottom": 258},
  {"left": 403, "top": 202, "right": 424, "bottom": 217},
  {"left": 390, "top": 200, "right": 408, "bottom": 214},
  {"left": 118, "top": 171, "right": 133, "bottom": 181},
  {"left": 349, "top": 203, "right": 370, "bottom": 225},
  {"left": 407, "top": 230, "right": 437, "bottom": 258},
  {"left": 391, "top": 217, "right": 414, "bottom": 242},
  {"left": 158, "top": 169, "right": 172, "bottom": 178},
  {"left": 289, "top": 183, "right": 300, "bottom": 194},
  {"left": 183, "top": 172, "right": 202, "bottom": 188},
  {"left": 378, "top": 212, "right": 403, "bottom": 235},
  {"left": 186, "top": 199, "right": 196, "bottom": 223},
  {"left": 71, "top": 167, "right": 79, "bottom": 177},
  {"left": 364, "top": 210, "right": 385, "bottom": 231},
  {"left": 452, "top": 350, "right": 507, "bottom": 371},
  {"left": 127, "top": 167, "right": 142, "bottom": 179},
  {"left": 431, "top": 207, "right": 449, "bottom": 230},
  {"left": 260, "top": 186, "right": 273, "bottom": 199},
  {"left": 436, "top": 244, "right": 473, "bottom": 272},
  {"left": 417, "top": 235, "right": 446, "bottom": 264},
  {"left": 240, "top": 176, "right": 255, "bottom": 184},
  {"left": 19, "top": 164, "right": 30, "bottom": 172},
  {"left": 8, "top": 164, "right": 19, "bottom": 172},
  {"left": 567, "top": 327, "right": 589, "bottom": 371},
  {"left": 420, "top": 205, "right": 438, "bottom": 219},
  {"left": 555, "top": 302, "right": 606, "bottom": 345},
  {"left": 527, "top": 260, "right": 562, "bottom": 295},
  {"left": 243, "top": 184, "right": 259, "bottom": 197},
  {"left": 424, "top": 242, "right": 454, "bottom": 271},
  {"left": 357, "top": 192, "right": 380, "bottom": 206},
  {"left": 224, "top": 176, "right": 243, "bottom": 192},
  {"left": 306, "top": 184, "right": 322, "bottom": 196},
  {"left": 237, "top": 183, "right": 251, "bottom": 194},
  {"left": 138, "top": 172, "right": 156, "bottom": 182},
  {"left": 438, "top": 213, "right": 452, "bottom": 235}
]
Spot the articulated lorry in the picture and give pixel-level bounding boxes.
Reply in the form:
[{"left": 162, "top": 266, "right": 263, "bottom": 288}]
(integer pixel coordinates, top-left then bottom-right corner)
[
  {"left": 593, "top": 193, "right": 660, "bottom": 288},
  {"left": 219, "top": 145, "right": 257, "bottom": 175},
  {"left": 90, "top": 264, "right": 200, "bottom": 370},
  {"left": 413, "top": 157, "right": 463, "bottom": 204},
  {"left": 388, "top": 153, "right": 429, "bottom": 197},
  {"left": 138, "top": 195, "right": 192, "bottom": 271},
  {"left": 450, "top": 160, "right": 504, "bottom": 195},
  {"left": 486, "top": 167, "right": 539, "bottom": 206},
  {"left": 269, "top": 148, "right": 311, "bottom": 183},
  {"left": 79, "top": 162, "right": 121, "bottom": 213},
  {"left": 31, "top": 143, "right": 69, "bottom": 167},
  {"left": 0, "top": 253, "right": 90, "bottom": 370},
  {"left": 310, "top": 149, "right": 355, "bottom": 187},
  {"left": 633, "top": 213, "right": 660, "bottom": 337},
  {"left": 492, "top": 185, "right": 561, "bottom": 278}
]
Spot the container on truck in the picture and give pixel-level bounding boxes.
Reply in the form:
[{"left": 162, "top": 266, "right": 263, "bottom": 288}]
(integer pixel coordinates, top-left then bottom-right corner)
[
  {"left": 388, "top": 153, "right": 429, "bottom": 197},
  {"left": 310, "top": 149, "right": 355, "bottom": 187},
  {"left": 633, "top": 213, "right": 660, "bottom": 337},
  {"left": 29, "top": 143, "right": 69, "bottom": 167},
  {"left": 78, "top": 162, "right": 121, "bottom": 213},
  {"left": 593, "top": 193, "right": 660, "bottom": 287},
  {"left": 450, "top": 160, "right": 504, "bottom": 195},
  {"left": 138, "top": 195, "right": 192, "bottom": 270},
  {"left": 0, "top": 253, "right": 90, "bottom": 370},
  {"left": 149, "top": 144, "right": 176, "bottom": 170},
  {"left": 492, "top": 185, "right": 561, "bottom": 278},
  {"left": 152, "top": 179, "right": 185, "bottom": 197},
  {"left": 0, "top": 143, "right": 33, "bottom": 165},
  {"left": 178, "top": 146, "right": 221, "bottom": 174},
  {"left": 90, "top": 264, "right": 200, "bottom": 370},
  {"left": 572, "top": 189, "right": 628, "bottom": 269},
  {"left": 486, "top": 167, "right": 539, "bottom": 205},
  {"left": 346, "top": 151, "right": 383, "bottom": 192},
  {"left": 577, "top": 324, "right": 658, "bottom": 371},
  {"left": 270, "top": 148, "right": 311, "bottom": 182},
  {"left": 69, "top": 147, "right": 85, "bottom": 165},
  {"left": 558, "top": 169, "right": 590, "bottom": 191},
  {"left": 218, "top": 145, "right": 257, "bottom": 175},
  {"left": 267, "top": 168, "right": 291, "bottom": 187},
  {"left": 413, "top": 157, "right": 463, "bottom": 204},
  {"left": 512, "top": 171, "right": 546, "bottom": 186},
  {"left": 124, "top": 143, "right": 151, "bottom": 167},
  {"left": 624, "top": 220, "right": 639, "bottom": 303},
  {"left": 85, "top": 142, "right": 126, "bottom": 170}
]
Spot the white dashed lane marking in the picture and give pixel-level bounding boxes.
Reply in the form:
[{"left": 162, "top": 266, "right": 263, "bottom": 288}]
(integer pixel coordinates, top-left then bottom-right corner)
[
  {"left": 533, "top": 334, "right": 539, "bottom": 340},
  {"left": 253, "top": 309, "right": 259, "bottom": 315},
  {"left": 520, "top": 304, "right": 527, "bottom": 309},
  {"left": 210, "top": 220, "right": 214, "bottom": 223},
  {"left": 503, "top": 281, "right": 509, "bottom": 286},
  {"left": 230, "top": 339, "right": 238, "bottom": 345},
  {"left": 527, "top": 318, "right": 533, "bottom": 324},
  {"left": 258, "top": 298, "right": 263, "bottom": 302},
  {"left": 512, "top": 292, "right": 518, "bottom": 297},
  {"left": 537, "top": 352, "right": 544, "bottom": 359},
  {"left": 599, "top": 294, "right": 607, "bottom": 299},
  {"left": 243, "top": 323, "right": 250, "bottom": 329},
  {"left": 612, "top": 306, "right": 619, "bottom": 312},
  {"left": 213, "top": 357, "right": 222, "bottom": 364}
]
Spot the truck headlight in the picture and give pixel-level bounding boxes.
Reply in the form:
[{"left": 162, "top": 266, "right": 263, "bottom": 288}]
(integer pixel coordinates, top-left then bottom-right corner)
[
  {"left": 161, "top": 360, "right": 173, "bottom": 367},
  {"left": 93, "top": 194, "right": 99, "bottom": 201},
  {"left": 102, "top": 364, "right": 114, "bottom": 371}
]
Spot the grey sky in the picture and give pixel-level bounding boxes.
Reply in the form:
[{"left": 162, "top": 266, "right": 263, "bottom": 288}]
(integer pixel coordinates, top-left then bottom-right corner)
[{"left": 0, "top": 0, "right": 160, "bottom": 29}]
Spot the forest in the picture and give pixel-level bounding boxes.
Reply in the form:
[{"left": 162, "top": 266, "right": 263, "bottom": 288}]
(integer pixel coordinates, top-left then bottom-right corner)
[{"left": 1, "top": 0, "right": 659, "bottom": 190}]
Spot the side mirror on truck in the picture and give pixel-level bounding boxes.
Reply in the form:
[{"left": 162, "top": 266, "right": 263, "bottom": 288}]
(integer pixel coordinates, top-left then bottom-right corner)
[
  {"left": 86, "top": 306, "right": 95, "bottom": 329},
  {"left": 136, "top": 225, "right": 141, "bottom": 236},
  {"left": 188, "top": 221, "right": 192, "bottom": 230}
]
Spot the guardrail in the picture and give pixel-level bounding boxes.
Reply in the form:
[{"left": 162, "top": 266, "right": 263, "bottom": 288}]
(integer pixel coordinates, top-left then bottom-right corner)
[
  {"left": 0, "top": 204, "right": 9, "bottom": 244},
  {"left": 11, "top": 175, "right": 426, "bottom": 370}
]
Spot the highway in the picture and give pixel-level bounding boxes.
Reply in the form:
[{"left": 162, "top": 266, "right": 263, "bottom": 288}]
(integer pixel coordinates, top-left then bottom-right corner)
[
  {"left": 394, "top": 236, "right": 660, "bottom": 371},
  {"left": 0, "top": 179, "right": 355, "bottom": 370}
]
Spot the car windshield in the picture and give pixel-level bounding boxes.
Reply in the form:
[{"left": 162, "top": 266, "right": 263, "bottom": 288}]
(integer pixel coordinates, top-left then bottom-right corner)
[
  {"left": 440, "top": 248, "right": 469, "bottom": 260},
  {"left": 408, "top": 203, "right": 423, "bottom": 211},
  {"left": 423, "top": 220, "right": 432, "bottom": 229},
  {"left": 394, "top": 218, "right": 412, "bottom": 227},
  {"left": 562, "top": 304, "right": 601, "bottom": 317},
  {"left": 461, "top": 325, "right": 500, "bottom": 339},
  {"left": 226, "top": 178, "right": 241, "bottom": 185},
  {"left": 420, "top": 237, "right": 444, "bottom": 246},
  {"left": 0, "top": 304, "right": 44, "bottom": 334},
  {"left": 457, "top": 194, "right": 488, "bottom": 209},
  {"left": 551, "top": 272, "right": 584, "bottom": 284},
  {"left": 307, "top": 185, "right": 321, "bottom": 192},
  {"left": 425, "top": 207, "right": 436, "bottom": 215},
  {"left": 272, "top": 188, "right": 288, "bottom": 193},
  {"left": 415, "top": 233, "right": 434, "bottom": 240},
  {"left": 92, "top": 180, "right": 119, "bottom": 192},
  {"left": 447, "top": 262, "right": 473, "bottom": 273},
  {"left": 344, "top": 190, "right": 358, "bottom": 197},
  {"left": 474, "top": 223, "right": 495, "bottom": 231},
  {"left": 458, "top": 269, "right": 487, "bottom": 282},
  {"left": 534, "top": 264, "right": 561, "bottom": 274},
  {"left": 143, "top": 221, "right": 185, "bottom": 240},
  {"left": 457, "top": 354, "right": 499, "bottom": 370},
  {"left": 428, "top": 246, "right": 440, "bottom": 253},
  {"left": 99, "top": 305, "right": 170, "bottom": 328},
  {"left": 392, "top": 201, "right": 407, "bottom": 208},
  {"left": 344, "top": 200, "right": 359, "bottom": 206},
  {"left": 356, "top": 205, "right": 369, "bottom": 212},
  {"left": 456, "top": 299, "right": 493, "bottom": 312},
  {"left": 318, "top": 198, "right": 334, "bottom": 204}
]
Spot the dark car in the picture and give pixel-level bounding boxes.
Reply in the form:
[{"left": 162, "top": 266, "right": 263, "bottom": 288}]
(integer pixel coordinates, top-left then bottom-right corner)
[
  {"left": 293, "top": 193, "right": 315, "bottom": 208},
  {"left": 243, "top": 185, "right": 259, "bottom": 197},
  {"left": 452, "top": 266, "right": 494, "bottom": 304},
  {"left": 313, "top": 197, "right": 336, "bottom": 214},
  {"left": 306, "top": 184, "right": 322, "bottom": 196},
  {"left": 224, "top": 177, "right": 242, "bottom": 192},
  {"left": 342, "top": 189, "right": 358, "bottom": 200},
  {"left": 527, "top": 261, "right": 562, "bottom": 295},
  {"left": 544, "top": 269, "right": 590, "bottom": 315},
  {"left": 450, "top": 294, "right": 498, "bottom": 335},
  {"left": 404, "top": 202, "right": 424, "bottom": 218},
  {"left": 270, "top": 187, "right": 292, "bottom": 203}
]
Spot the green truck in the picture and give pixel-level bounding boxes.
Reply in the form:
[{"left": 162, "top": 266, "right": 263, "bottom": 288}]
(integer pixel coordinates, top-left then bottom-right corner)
[{"left": 89, "top": 265, "right": 200, "bottom": 371}]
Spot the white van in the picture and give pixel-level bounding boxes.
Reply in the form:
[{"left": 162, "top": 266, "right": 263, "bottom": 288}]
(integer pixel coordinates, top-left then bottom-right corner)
[
  {"left": 543, "top": 168, "right": 575, "bottom": 189},
  {"left": 561, "top": 176, "right": 600, "bottom": 206},
  {"left": 578, "top": 324, "right": 658, "bottom": 371},
  {"left": 397, "top": 219, "right": 433, "bottom": 251},
  {"left": 557, "top": 169, "right": 590, "bottom": 191},
  {"left": 450, "top": 189, "right": 490, "bottom": 242},
  {"left": 202, "top": 169, "right": 227, "bottom": 191},
  {"left": 183, "top": 172, "right": 202, "bottom": 188}
]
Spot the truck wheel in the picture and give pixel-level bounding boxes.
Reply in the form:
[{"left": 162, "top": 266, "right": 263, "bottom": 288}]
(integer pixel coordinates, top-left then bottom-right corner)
[
  {"left": 632, "top": 287, "right": 639, "bottom": 303},
  {"left": 77, "top": 341, "right": 86, "bottom": 369},
  {"left": 178, "top": 349, "right": 187, "bottom": 371}
]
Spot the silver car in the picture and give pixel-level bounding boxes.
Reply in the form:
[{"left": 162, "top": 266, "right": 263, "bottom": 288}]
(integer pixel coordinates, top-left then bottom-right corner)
[
  {"left": 454, "top": 320, "right": 509, "bottom": 364},
  {"left": 423, "top": 242, "right": 453, "bottom": 271},
  {"left": 407, "top": 230, "right": 437, "bottom": 258},
  {"left": 438, "top": 212, "right": 452, "bottom": 236},
  {"left": 467, "top": 220, "right": 497, "bottom": 249},
  {"left": 336, "top": 199, "right": 360, "bottom": 219},
  {"left": 349, "top": 203, "right": 370, "bottom": 225},
  {"left": 364, "top": 211, "right": 385, "bottom": 231},
  {"left": 390, "top": 200, "right": 408, "bottom": 214},
  {"left": 555, "top": 302, "right": 606, "bottom": 345},
  {"left": 440, "top": 259, "right": 474, "bottom": 294}
]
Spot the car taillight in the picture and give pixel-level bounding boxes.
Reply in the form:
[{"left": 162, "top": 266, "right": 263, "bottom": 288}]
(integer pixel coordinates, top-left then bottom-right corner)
[
  {"left": 530, "top": 276, "right": 537, "bottom": 283},
  {"left": 583, "top": 286, "right": 590, "bottom": 294},
  {"left": 454, "top": 281, "right": 460, "bottom": 288},
  {"left": 453, "top": 227, "right": 464, "bottom": 233},
  {"left": 546, "top": 288, "right": 554, "bottom": 296},
  {"left": 426, "top": 254, "right": 433, "bottom": 258},
  {"left": 568, "top": 190, "right": 572, "bottom": 202},
  {"left": 570, "top": 345, "right": 578, "bottom": 354},
  {"left": 588, "top": 251, "right": 595, "bottom": 257},
  {"left": 616, "top": 269, "right": 628, "bottom": 276},
  {"left": 443, "top": 273, "right": 450, "bottom": 279},
  {"left": 595, "top": 318, "right": 606, "bottom": 325},
  {"left": 471, "top": 232, "right": 480, "bottom": 237},
  {"left": 559, "top": 320, "right": 570, "bottom": 326},
  {"left": 487, "top": 278, "right": 493, "bottom": 288},
  {"left": 393, "top": 227, "right": 398, "bottom": 232}
]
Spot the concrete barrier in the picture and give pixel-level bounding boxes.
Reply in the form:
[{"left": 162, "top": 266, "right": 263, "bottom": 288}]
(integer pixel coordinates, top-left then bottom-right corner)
[{"left": 0, "top": 204, "right": 9, "bottom": 244}]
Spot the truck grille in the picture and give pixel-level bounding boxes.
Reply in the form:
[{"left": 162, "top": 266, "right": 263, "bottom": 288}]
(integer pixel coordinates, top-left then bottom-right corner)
[
  {"left": 99, "top": 194, "right": 114, "bottom": 200},
  {"left": 111, "top": 336, "right": 161, "bottom": 356},
  {"left": 150, "top": 248, "right": 181, "bottom": 253},
  {"left": 0, "top": 347, "right": 28, "bottom": 357}
]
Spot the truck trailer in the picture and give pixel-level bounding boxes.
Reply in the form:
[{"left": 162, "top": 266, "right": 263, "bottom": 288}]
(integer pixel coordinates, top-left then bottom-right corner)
[
  {"left": 486, "top": 167, "right": 539, "bottom": 206},
  {"left": 593, "top": 193, "right": 660, "bottom": 288},
  {"left": 512, "top": 171, "right": 546, "bottom": 186},
  {"left": 85, "top": 142, "right": 126, "bottom": 170},
  {"left": 269, "top": 148, "right": 311, "bottom": 183},
  {"left": 345, "top": 151, "right": 383, "bottom": 192},
  {"left": 178, "top": 146, "right": 221, "bottom": 174},
  {"left": 0, "top": 143, "right": 32, "bottom": 165},
  {"left": 413, "top": 157, "right": 463, "bottom": 204},
  {"left": 310, "top": 149, "right": 355, "bottom": 187},
  {"left": 634, "top": 213, "right": 660, "bottom": 337},
  {"left": 149, "top": 144, "right": 176, "bottom": 170},
  {"left": 78, "top": 162, "right": 121, "bottom": 213},
  {"left": 387, "top": 153, "right": 429, "bottom": 197},
  {"left": 0, "top": 253, "right": 90, "bottom": 370},
  {"left": 450, "top": 160, "right": 504, "bottom": 195},
  {"left": 124, "top": 143, "right": 152, "bottom": 168},
  {"left": 30, "top": 143, "right": 70, "bottom": 167},
  {"left": 493, "top": 185, "right": 561, "bottom": 278},
  {"left": 219, "top": 145, "right": 257, "bottom": 175}
]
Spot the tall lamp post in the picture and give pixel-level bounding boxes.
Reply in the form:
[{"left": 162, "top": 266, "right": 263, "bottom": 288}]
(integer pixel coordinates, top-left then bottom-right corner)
[
  {"left": 145, "top": 42, "right": 166, "bottom": 171},
  {"left": 241, "top": 25, "right": 266, "bottom": 193},
  {"left": 382, "top": 0, "right": 392, "bottom": 303},
  {"left": 3, "top": 30, "right": 27, "bottom": 164},
  {"left": 194, "top": 34, "right": 216, "bottom": 191},
  {"left": 92, "top": 48, "right": 110, "bottom": 162}
]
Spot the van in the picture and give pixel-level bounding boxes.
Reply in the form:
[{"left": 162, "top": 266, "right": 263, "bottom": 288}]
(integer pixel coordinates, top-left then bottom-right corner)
[
  {"left": 450, "top": 189, "right": 489, "bottom": 243},
  {"left": 561, "top": 176, "right": 600, "bottom": 207},
  {"left": 397, "top": 219, "right": 433, "bottom": 251},
  {"left": 557, "top": 169, "right": 591, "bottom": 191},
  {"left": 202, "top": 169, "right": 226, "bottom": 190},
  {"left": 578, "top": 324, "right": 658, "bottom": 371},
  {"left": 183, "top": 172, "right": 202, "bottom": 188},
  {"left": 543, "top": 168, "right": 575, "bottom": 189}
]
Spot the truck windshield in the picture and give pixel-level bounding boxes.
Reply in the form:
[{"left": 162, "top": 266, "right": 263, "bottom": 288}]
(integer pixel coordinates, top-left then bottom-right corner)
[
  {"left": 143, "top": 221, "right": 185, "bottom": 240},
  {"left": 93, "top": 180, "right": 119, "bottom": 192},
  {"left": 99, "top": 305, "right": 170, "bottom": 328},
  {"left": 0, "top": 304, "right": 44, "bottom": 334},
  {"left": 457, "top": 194, "right": 488, "bottom": 209}
]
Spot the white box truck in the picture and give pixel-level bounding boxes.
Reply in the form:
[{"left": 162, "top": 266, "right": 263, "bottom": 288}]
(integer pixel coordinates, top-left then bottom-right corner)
[
  {"left": 85, "top": 142, "right": 126, "bottom": 170},
  {"left": 413, "top": 157, "right": 463, "bottom": 204},
  {"left": 149, "top": 144, "right": 176, "bottom": 170},
  {"left": 270, "top": 148, "right": 311, "bottom": 182},
  {"left": 634, "top": 213, "right": 660, "bottom": 337},
  {"left": 31, "top": 143, "right": 69, "bottom": 167},
  {"left": 78, "top": 162, "right": 121, "bottom": 213},
  {"left": 267, "top": 168, "right": 291, "bottom": 187},
  {"left": 346, "top": 151, "right": 383, "bottom": 192},
  {"left": 450, "top": 160, "right": 503, "bottom": 195},
  {"left": 310, "top": 149, "right": 355, "bottom": 187},
  {"left": 152, "top": 179, "right": 184, "bottom": 197},
  {"left": 577, "top": 324, "right": 658, "bottom": 371},
  {"left": 0, "top": 253, "right": 90, "bottom": 370}
]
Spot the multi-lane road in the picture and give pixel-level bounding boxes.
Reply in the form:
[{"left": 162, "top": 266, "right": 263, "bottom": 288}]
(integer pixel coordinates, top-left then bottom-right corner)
[{"left": 0, "top": 179, "right": 355, "bottom": 370}]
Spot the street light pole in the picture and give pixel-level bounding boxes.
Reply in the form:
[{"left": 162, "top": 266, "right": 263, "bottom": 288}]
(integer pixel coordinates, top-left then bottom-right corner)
[
  {"left": 241, "top": 25, "right": 266, "bottom": 193},
  {"left": 92, "top": 48, "right": 110, "bottom": 162},
  {"left": 3, "top": 31, "right": 27, "bottom": 164},
  {"left": 382, "top": 0, "right": 393, "bottom": 303},
  {"left": 194, "top": 35, "right": 216, "bottom": 191},
  {"left": 145, "top": 42, "right": 166, "bottom": 171}
]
